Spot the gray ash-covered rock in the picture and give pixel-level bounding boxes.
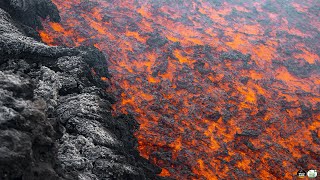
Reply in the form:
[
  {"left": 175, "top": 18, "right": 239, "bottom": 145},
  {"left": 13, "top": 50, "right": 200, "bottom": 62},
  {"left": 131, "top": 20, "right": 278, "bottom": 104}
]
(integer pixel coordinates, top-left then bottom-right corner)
[{"left": 0, "top": 1, "right": 164, "bottom": 180}]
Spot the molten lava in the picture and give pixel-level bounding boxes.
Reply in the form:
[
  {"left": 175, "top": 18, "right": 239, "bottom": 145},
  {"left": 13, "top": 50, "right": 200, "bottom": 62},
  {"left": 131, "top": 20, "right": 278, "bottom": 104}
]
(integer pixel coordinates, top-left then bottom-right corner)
[{"left": 40, "top": 0, "right": 320, "bottom": 179}]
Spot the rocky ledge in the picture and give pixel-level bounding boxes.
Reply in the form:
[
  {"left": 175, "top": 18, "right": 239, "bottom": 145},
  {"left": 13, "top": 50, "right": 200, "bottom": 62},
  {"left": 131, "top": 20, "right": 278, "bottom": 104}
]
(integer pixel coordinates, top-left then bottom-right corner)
[{"left": 0, "top": 1, "right": 164, "bottom": 179}]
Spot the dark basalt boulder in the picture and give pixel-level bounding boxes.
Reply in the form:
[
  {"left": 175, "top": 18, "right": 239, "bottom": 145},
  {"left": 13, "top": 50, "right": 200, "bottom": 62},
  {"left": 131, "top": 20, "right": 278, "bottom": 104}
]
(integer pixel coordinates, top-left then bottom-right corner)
[{"left": 0, "top": 1, "right": 164, "bottom": 180}]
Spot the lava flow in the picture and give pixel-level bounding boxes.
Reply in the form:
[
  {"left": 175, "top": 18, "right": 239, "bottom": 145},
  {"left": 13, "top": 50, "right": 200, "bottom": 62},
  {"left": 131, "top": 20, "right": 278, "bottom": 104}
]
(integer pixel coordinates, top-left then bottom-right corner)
[{"left": 39, "top": 0, "right": 320, "bottom": 179}]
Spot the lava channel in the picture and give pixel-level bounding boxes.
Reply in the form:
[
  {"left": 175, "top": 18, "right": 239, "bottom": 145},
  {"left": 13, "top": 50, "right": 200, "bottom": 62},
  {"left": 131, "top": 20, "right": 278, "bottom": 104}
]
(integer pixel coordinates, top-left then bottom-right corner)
[{"left": 39, "top": 0, "right": 320, "bottom": 179}]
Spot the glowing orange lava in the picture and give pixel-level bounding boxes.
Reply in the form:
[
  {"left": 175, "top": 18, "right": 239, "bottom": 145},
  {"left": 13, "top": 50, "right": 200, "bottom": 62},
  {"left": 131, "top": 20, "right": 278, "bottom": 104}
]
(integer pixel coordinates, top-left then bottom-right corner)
[{"left": 40, "top": 0, "right": 320, "bottom": 179}]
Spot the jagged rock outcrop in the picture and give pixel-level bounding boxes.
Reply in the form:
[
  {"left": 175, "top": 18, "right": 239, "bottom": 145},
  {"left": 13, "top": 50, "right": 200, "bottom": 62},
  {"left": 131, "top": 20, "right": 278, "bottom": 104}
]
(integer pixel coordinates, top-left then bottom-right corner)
[{"left": 0, "top": 2, "right": 163, "bottom": 180}]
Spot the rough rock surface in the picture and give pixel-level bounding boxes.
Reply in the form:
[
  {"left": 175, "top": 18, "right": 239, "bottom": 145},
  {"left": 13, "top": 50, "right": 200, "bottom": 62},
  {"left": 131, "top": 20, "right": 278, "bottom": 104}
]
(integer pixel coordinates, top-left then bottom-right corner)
[{"left": 0, "top": 1, "right": 164, "bottom": 180}]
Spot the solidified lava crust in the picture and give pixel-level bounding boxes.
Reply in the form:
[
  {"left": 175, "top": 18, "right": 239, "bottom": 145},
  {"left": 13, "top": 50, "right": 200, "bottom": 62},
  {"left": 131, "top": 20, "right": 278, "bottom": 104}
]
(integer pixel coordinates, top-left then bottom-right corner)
[
  {"left": 0, "top": 1, "right": 163, "bottom": 180},
  {"left": 38, "top": 0, "right": 320, "bottom": 179}
]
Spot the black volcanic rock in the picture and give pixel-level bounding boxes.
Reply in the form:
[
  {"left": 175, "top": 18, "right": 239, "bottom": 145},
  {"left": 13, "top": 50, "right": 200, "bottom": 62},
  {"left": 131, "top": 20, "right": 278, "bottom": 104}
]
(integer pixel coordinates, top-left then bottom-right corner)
[
  {"left": 0, "top": 2, "right": 164, "bottom": 180},
  {"left": 0, "top": 0, "right": 60, "bottom": 28}
]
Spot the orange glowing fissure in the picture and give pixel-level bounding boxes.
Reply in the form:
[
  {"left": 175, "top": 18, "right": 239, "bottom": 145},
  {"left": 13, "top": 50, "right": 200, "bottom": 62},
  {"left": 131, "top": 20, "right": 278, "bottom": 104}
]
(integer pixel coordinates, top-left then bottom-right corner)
[{"left": 40, "top": 0, "right": 320, "bottom": 179}]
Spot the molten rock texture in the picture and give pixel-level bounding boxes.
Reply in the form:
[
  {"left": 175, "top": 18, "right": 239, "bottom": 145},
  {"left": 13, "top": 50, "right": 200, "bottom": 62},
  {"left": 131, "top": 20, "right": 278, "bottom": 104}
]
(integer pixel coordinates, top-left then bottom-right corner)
[{"left": 0, "top": 2, "right": 163, "bottom": 180}]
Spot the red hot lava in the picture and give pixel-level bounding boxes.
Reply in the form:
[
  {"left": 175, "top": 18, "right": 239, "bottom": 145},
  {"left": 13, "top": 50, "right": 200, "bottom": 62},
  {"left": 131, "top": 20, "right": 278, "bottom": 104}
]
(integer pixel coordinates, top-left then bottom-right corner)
[{"left": 40, "top": 0, "right": 320, "bottom": 179}]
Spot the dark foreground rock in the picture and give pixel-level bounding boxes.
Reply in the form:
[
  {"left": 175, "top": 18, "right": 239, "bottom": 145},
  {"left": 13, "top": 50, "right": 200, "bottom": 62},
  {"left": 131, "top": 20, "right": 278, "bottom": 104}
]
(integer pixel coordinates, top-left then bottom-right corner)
[{"left": 0, "top": 1, "right": 164, "bottom": 180}]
